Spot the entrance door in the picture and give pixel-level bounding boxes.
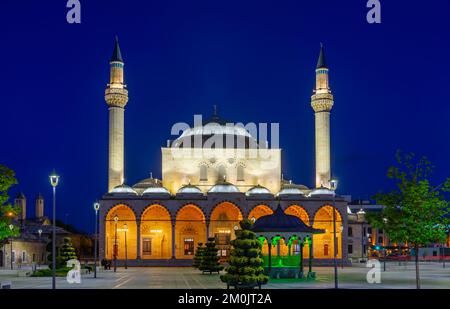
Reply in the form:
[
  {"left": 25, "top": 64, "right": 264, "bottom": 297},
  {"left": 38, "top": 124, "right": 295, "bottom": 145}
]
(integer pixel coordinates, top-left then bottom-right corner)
[{"left": 215, "top": 233, "right": 231, "bottom": 261}]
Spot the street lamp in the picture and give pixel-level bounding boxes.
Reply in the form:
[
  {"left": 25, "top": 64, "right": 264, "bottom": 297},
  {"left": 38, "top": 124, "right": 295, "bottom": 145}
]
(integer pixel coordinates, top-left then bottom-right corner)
[
  {"left": 93, "top": 202, "right": 100, "bottom": 278},
  {"left": 37, "top": 229, "right": 43, "bottom": 266},
  {"left": 113, "top": 215, "right": 119, "bottom": 272},
  {"left": 357, "top": 207, "right": 366, "bottom": 261},
  {"left": 9, "top": 224, "right": 14, "bottom": 270},
  {"left": 49, "top": 170, "right": 59, "bottom": 289},
  {"left": 329, "top": 179, "right": 338, "bottom": 289},
  {"left": 123, "top": 223, "right": 128, "bottom": 269}
]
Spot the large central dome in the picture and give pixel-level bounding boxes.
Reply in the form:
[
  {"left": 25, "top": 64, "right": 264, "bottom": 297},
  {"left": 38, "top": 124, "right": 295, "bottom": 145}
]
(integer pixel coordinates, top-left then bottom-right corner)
[{"left": 170, "top": 112, "right": 258, "bottom": 149}]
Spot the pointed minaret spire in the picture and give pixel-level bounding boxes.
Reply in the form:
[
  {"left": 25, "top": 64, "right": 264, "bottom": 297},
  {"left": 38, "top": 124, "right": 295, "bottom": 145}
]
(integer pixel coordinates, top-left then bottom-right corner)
[
  {"left": 311, "top": 43, "right": 334, "bottom": 189},
  {"left": 105, "top": 35, "right": 129, "bottom": 192},
  {"left": 316, "top": 43, "right": 327, "bottom": 69},
  {"left": 111, "top": 35, "right": 123, "bottom": 63}
]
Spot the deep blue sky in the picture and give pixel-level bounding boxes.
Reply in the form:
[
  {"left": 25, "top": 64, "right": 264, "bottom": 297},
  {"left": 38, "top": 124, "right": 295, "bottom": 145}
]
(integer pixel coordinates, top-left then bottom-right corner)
[{"left": 1, "top": 0, "right": 449, "bottom": 233}]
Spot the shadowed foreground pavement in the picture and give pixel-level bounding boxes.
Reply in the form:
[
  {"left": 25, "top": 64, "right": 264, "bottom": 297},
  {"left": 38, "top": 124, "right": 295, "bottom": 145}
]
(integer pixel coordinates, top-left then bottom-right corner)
[{"left": 1, "top": 262, "right": 449, "bottom": 289}]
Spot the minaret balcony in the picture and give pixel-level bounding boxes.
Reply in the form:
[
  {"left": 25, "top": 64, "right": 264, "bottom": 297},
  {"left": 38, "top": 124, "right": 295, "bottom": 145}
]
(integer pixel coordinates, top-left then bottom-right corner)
[{"left": 105, "top": 87, "right": 129, "bottom": 108}]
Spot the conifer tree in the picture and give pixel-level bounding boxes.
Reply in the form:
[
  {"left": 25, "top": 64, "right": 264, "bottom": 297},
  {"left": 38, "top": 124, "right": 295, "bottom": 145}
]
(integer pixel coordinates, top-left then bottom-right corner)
[
  {"left": 220, "top": 219, "right": 268, "bottom": 288},
  {"left": 199, "top": 237, "right": 223, "bottom": 274},
  {"left": 193, "top": 242, "right": 205, "bottom": 269},
  {"left": 59, "top": 237, "right": 78, "bottom": 265}
]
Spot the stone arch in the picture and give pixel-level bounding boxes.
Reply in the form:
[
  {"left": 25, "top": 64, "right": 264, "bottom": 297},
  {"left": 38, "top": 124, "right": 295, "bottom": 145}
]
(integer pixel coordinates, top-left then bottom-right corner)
[
  {"left": 209, "top": 201, "right": 244, "bottom": 260},
  {"left": 284, "top": 204, "right": 310, "bottom": 225},
  {"left": 175, "top": 204, "right": 207, "bottom": 259},
  {"left": 140, "top": 204, "right": 172, "bottom": 259},
  {"left": 312, "top": 205, "right": 343, "bottom": 259},
  {"left": 248, "top": 204, "right": 273, "bottom": 221},
  {"left": 105, "top": 204, "right": 137, "bottom": 260}
]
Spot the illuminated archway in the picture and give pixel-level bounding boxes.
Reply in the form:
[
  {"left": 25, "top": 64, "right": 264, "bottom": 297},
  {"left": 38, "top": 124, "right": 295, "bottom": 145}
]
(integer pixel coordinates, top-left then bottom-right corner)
[
  {"left": 284, "top": 205, "right": 310, "bottom": 225},
  {"left": 248, "top": 205, "right": 273, "bottom": 221},
  {"left": 140, "top": 204, "right": 172, "bottom": 259},
  {"left": 210, "top": 202, "right": 243, "bottom": 259},
  {"left": 105, "top": 204, "right": 137, "bottom": 260},
  {"left": 313, "top": 205, "right": 342, "bottom": 259},
  {"left": 175, "top": 204, "right": 206, "bottom": 259}
]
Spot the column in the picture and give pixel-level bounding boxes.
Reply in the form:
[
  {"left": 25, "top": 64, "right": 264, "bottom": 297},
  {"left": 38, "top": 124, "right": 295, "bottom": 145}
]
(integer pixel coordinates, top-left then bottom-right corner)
[
  {"left": 206, "top": 221, "right": 210, "bottom": 242},
  {"left": 299, "top": 242, "right": 304, "bottom": 277},
  {"left": 308, "top": 238, "right": 313, "bottom": 274},
  {"left": 171, "top": 220, "right": 176, "bottom": 259},
  {"left": 136, "top": 221, "right": 141, "bottom": 260},
  {"left": 268, "top": 241, "right": 272, "bottom": 273}
]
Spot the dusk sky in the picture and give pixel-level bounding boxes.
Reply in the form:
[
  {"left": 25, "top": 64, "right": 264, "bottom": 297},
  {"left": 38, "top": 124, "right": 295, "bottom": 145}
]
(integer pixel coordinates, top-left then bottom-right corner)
[{"left": 2, "top": 0, "right": 449, "bottom": 233}]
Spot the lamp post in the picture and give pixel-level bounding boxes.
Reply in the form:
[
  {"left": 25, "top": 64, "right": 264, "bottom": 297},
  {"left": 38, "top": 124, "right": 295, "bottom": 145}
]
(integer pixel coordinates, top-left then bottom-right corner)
[
  {"left": 357, "top": 208, "right": 366, "bottom": 261},
  {"left": 329, "top": 179, "right": 338, "bottom": 289},
  {"left": 38, "top": 229, "right": 42, "bottom": 266},
  {"left": 123, "top": 223, "right": 128, "bottom": 269},
  {"left": 9, "top": 224, "right": 14, "bottom": 270},
  {"left": 49, "top": 170, "right": 59, "bottom": 289},
  {"left": 93, "top": 202, "right": 100, "bottom": 278},
  {"left": 113, "top": 215, "right": 118, "bottom": 272}
]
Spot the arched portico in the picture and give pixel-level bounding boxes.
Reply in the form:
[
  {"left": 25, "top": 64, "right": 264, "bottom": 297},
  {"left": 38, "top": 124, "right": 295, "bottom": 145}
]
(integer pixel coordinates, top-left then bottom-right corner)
[
  {"left": 175, "top": 204, "right": 207, "bottom": 259},
  {"left": 140, "top": 204, "right": 172, "bottom": 259},
  {"left": 105, "top": 204, "right": 138, "bottom": 260},
  {"left": 312, "top": 205, "right": 343, "bottom": 259}
]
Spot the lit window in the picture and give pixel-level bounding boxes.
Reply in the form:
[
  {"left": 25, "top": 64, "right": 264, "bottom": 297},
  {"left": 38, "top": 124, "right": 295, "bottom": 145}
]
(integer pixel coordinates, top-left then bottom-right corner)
[
  {"left": 200, "top": 165, "right": 208, "bottom": 181},
  {"left": 184, "top": 238, "right": 194, "bottom": 255},
  {"left": 143, "top": 238, "right": 152, "bottom": 255},
  {"left": 237, "top": 165, "right": 244, "bottom": 181}
]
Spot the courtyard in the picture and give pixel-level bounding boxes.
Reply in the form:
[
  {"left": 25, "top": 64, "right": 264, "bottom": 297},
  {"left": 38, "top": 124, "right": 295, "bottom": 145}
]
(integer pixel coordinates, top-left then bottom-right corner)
[{"left": 1, "top": 262, "right": 449, "bottom": 289}]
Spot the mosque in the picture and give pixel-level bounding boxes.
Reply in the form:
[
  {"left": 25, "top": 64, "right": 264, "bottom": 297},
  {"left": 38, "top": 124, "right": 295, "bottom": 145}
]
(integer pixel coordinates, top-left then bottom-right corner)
[{"left": 98, "top": 38, "right": 349, "bottom": 266}]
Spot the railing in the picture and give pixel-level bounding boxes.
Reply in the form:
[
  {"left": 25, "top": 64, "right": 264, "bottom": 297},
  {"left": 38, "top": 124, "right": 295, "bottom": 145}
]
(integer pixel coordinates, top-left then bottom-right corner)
[{"left": 262, "top": 255, "right": 301, "bottom": 268}]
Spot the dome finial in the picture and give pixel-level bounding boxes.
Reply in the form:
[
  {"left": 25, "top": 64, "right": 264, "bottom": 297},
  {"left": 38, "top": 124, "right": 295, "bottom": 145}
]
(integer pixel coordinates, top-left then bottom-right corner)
[
  {"left": 213, "top": 104, "right": 218, "bottom": 117},
  {"left": 316, "top": 43, "right": 327, "bottom": 69},
  {"left": 111, "top": 35, "right": 123, "bottom": 62}
]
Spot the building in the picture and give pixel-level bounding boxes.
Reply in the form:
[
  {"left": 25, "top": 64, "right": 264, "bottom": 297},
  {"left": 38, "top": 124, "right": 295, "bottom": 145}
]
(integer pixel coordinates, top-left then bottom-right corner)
[
  {"left": 98, "top": 38, "right": 350, "bottom": 266},
  {"left": 0, "top": 193, "right": 70, "bottom": 269}
]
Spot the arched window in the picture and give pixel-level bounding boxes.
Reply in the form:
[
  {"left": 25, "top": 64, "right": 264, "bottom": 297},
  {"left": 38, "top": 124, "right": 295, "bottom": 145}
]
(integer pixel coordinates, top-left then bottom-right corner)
[
  {"left": 237, "top": 165, "right": 244, "bottom": 181},
  {"left": 348, "top": 226, "right": 353, "bottom": 237},
  {"left": 218, "top": 165, "right": 226, "bottom": 181},
  {"left": 199, "top": 165, "right": 207, "bottom": 181}
]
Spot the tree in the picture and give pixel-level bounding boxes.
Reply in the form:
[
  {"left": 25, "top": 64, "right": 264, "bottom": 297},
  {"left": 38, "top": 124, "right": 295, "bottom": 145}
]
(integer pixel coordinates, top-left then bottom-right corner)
[
  {"left": 366, "top": 151, "right": 450, "bottom": 289},
  {"left": 220, "top": 220, "right": 268, "bottom": 288},
  {"left": 48, "top": 237, "right": 78, "bottom": 269},
  {"left": 193, "top": 242, "right": 205, "bottom": 269},
  {"left": 199, "top": 237, "right": 223, "bottom": 274},
  {"left": 60, "top": 237, "right": 78, "bottom": 264},
  {"left": 0, "top": 165, "right": 19, "bottom": 242}
]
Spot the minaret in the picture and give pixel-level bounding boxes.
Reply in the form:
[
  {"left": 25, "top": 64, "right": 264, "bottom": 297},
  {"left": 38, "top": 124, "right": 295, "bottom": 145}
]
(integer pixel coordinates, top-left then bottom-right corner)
[
  {"left": 14, "top": 192, "right": 26, "bottom": 221},
  {"left": 105, "top": 36, "right": 129, "bottom": 192},
  {"left": 35, "top": 193, "right": 44, "bottom": 218},
  {"left": 311, "top": 43, "right": 334, "bottom": 188}
]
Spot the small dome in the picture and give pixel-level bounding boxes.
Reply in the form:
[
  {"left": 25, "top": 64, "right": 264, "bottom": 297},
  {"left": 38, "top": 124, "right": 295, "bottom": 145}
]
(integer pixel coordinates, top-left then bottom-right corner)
[
  {"left": 277, "top": 184, "right": 305, "bottom": 196},
  {"left": 253, "top": 206, "right": 324, "bottom": 233},
  {"left": 177, "top": 184, "right": 203, "bottom": 194},
  {"left": 208, "top": 181, "right": 240, "bottom": 193},
  {"left": 110, "top": 184, "right": 138, "bottom": 195},
  {"left": 309, "top": 187, "right": 335, "bottom": 197},
  {"left": 142, "top": 186, "right": 171, "bottom": 195},
  {"left": 246, "top": 185, "right": 271, "bottom": 196},
  {"left": 132, "top": 176, "right": 162, "bottom": 190}
]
